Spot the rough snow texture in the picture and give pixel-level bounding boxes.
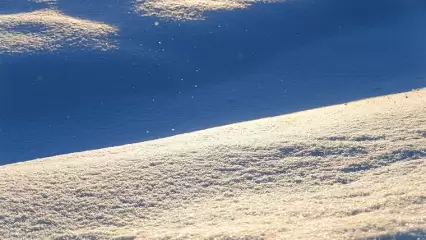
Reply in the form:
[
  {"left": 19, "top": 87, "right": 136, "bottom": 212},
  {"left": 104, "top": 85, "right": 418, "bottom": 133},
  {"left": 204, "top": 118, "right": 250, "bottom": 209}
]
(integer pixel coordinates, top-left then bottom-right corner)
[
  {"left": 0, "top": 9, "right": 117, "bottom": 54},
  {"left": 0, "top": 0, "right": 283, "bottom": 54},
  {"left": 136, "top": 0, "right": 282, "bottom": 20},
  {"left": 1, "top": 89, "right": 426, "bottom": 239}
]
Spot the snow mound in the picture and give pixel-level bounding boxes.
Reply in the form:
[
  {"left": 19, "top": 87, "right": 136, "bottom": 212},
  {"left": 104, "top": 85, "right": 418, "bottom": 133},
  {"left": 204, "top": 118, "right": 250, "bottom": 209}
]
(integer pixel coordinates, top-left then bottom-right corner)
[
  {"left": 1, "top": 89, "right": 425, "bottom": 239},
  {"left": 0, "top": 9, "right": 117, "bottom": 54},
  {"left": 136, "top": 0, "right": 281, "bottom": 20}
]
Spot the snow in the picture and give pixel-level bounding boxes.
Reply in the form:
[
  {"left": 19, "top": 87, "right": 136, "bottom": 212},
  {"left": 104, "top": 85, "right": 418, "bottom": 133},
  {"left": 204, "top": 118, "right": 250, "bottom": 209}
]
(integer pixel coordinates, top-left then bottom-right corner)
[
  {"left": 0, "top": 9, "right": 117, "bottom": 53},
  {"left": 0, "top": 1, "right": 426, "bottom": 237},
  {"left": 136, "top": 0, "right": 280, "bottom": 20},
  {"left": 0, "top": 89, "right": 425, "bottom": 239},
  {"left": 1, "top": 0, "right": 426, "bottom": 163}
]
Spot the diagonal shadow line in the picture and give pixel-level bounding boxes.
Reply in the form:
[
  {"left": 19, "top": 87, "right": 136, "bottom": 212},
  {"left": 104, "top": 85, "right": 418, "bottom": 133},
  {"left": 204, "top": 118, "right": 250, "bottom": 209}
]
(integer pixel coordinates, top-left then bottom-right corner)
[{"left": 1, "top": 0, "right": 426, "bottom": 164}]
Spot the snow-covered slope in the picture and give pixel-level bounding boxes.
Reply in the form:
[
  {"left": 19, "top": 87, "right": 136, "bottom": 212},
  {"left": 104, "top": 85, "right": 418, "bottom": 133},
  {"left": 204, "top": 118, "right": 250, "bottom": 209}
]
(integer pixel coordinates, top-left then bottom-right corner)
[
  {"left": 1, "top": 89, "right": 425, "bottom": 239},
  {"left": 1, "top": 2, "right": 426, "bottom": 237}
]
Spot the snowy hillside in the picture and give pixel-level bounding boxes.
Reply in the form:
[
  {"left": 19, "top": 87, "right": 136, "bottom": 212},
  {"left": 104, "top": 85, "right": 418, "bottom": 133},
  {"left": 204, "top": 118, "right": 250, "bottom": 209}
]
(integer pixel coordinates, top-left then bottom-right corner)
[
  {"left": 1, "top": 1, "right": 426, "bottom": 238},
  {"left": 0, "top": 89, "right": 425, "bottom": 239}
]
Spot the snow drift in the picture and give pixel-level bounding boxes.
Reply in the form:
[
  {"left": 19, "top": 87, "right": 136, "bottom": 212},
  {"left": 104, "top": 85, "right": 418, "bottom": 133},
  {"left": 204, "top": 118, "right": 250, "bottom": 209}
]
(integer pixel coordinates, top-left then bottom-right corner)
[
  {"left": 0, "top": 9, "right": 117, "bottom": 53},
  {"left": 136, "top": 0, "right": 281, "bottom": 20},
  {"left": 0, "top": 89, "right": 425, "bottom": 239}
]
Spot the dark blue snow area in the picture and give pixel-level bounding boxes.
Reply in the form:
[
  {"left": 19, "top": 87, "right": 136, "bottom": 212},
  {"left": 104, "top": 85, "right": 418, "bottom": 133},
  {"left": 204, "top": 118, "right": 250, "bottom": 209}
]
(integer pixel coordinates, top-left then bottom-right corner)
[{"left": 1, "top": 0, "right": 426, "bottom": 164}]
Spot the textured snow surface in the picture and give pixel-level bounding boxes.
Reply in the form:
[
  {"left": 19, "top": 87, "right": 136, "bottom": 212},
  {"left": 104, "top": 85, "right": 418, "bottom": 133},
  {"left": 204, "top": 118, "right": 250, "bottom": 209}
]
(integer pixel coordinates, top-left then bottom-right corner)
[
  {"left": 0, "top": 9, "right": 117, "bottom": 53},
  {"left": 136, "top": 0, "right": 282, "bottom": 20},
  {"left": 1, "top": 89, "right": 425, "bottom": 239}
]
